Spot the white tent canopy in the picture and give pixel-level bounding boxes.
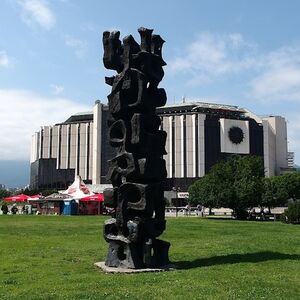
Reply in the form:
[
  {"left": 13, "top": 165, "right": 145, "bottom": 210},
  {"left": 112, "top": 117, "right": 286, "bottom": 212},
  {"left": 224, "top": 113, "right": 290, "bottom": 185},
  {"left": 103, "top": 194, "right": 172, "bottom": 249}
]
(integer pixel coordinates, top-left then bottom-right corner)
[{"left": 60, "top": 176, "right": 94, "bottom": 199}]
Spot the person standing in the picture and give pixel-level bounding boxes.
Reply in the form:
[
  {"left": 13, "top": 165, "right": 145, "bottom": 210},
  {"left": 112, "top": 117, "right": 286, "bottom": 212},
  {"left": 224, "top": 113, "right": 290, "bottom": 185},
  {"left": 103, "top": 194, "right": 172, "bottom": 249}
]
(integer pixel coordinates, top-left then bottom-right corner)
[
  {"left": 196, "top": 204, "right": 201, "bottom": 217},
  {"left": 201, "top": 205, "right": 205, "bottom": 217},
  {"left": 11, "top": 204, "right": 18, "bottom": 215},
  {"left": 1, "top": 203, "right": 8, "bottom": 215}
]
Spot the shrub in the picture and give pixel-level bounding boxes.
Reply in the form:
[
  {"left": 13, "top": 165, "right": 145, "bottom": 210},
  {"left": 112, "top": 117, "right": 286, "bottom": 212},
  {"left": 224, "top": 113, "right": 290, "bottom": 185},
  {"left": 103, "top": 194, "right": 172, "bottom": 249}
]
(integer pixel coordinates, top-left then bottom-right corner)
[{"left": 282, "top": 201, "right": 300, "bottom": 224}]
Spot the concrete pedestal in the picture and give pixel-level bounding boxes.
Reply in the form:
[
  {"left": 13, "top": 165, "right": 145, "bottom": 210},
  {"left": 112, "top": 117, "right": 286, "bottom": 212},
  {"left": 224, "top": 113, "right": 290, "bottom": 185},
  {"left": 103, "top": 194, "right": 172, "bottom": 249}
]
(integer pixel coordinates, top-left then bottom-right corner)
[{"left": 94, "top": 262, "right": 175, "bottom": 273}]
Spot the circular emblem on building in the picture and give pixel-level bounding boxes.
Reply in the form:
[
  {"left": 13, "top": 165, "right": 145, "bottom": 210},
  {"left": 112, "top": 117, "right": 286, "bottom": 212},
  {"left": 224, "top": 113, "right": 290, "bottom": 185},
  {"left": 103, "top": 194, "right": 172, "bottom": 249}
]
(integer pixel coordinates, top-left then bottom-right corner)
[{"left": 228, "top": 126, "right": 244, "bottom": 144}]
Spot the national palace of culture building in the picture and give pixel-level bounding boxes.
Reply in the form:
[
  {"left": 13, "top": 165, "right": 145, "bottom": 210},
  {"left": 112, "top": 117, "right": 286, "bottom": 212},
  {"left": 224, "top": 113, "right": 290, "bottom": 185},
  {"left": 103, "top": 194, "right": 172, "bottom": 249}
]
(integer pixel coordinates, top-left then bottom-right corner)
[{"left": 30, "top": 100, "right": 289, "bottom": 192}]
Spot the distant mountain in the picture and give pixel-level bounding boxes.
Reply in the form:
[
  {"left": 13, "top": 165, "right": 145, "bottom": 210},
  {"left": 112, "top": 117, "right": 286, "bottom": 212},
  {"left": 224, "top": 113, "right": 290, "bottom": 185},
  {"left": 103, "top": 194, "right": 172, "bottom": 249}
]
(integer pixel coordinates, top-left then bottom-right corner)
[
  {"left": 295, "top": 164, "right": 300, "bottom": 171},
  {"left": 0, "top": 160, "right": 30, "bottom": 188}
]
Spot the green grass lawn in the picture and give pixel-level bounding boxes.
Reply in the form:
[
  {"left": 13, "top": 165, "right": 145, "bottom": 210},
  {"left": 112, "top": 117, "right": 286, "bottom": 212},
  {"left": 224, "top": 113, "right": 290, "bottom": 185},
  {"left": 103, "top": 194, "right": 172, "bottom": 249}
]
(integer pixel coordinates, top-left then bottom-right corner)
[{"left": 0, "top": 216, "right": 299, "bottom": 300}]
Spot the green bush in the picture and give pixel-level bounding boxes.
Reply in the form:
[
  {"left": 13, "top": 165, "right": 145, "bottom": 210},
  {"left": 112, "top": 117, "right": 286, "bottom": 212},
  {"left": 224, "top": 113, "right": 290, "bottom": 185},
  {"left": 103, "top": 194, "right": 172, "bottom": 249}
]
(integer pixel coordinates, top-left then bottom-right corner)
[{"left": 282, "top": 201, "right": 300, "bottom": 224}]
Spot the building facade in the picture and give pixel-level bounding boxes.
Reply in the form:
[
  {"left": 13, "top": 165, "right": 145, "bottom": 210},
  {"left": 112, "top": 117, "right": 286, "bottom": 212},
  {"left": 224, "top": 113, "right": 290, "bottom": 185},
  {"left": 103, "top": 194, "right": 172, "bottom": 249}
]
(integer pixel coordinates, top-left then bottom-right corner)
[
  {"left": 287, "top": 152, "right": 295, "bottom": 168},
  {"left": 30, "top": 101, "right": 289, "bottom": 191},
  {"left": 30, "top": 101, "right": 115, "bottom": 190}
]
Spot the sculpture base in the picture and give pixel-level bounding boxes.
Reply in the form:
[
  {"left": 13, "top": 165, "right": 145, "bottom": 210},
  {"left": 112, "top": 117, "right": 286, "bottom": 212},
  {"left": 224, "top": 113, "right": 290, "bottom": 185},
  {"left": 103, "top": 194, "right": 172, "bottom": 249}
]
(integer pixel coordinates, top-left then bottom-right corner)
[{"left": 94, "top": 262, "right": 175, "bottom": 273}]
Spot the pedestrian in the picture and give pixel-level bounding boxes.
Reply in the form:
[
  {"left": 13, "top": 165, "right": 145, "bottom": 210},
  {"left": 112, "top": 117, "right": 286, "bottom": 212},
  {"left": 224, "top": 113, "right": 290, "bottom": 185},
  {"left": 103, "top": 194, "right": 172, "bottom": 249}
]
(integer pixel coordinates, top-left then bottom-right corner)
[
  {"left": 196, "top": 204, "right": 201, "bottom": 216},
  {"left": 201, "top": 206, "right": 205, "bottom": 217},
  {"left": 1, "top": 203, "right": 9, "bottom": 215},
  {"left": 185, "top": 204, "right": 191, "bottom": 216},
  {"left": 11, "top": 204, "right": 18, "bottom": 215},
  {"left": 184, "top": 205, "right": 188, "bottom": 216}
]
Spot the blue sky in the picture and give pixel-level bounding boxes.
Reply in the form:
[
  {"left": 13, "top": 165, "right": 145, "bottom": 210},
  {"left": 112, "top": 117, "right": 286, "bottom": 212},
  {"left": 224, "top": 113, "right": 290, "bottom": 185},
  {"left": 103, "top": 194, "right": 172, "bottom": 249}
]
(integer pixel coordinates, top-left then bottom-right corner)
[{"left": 1, "top": 0, "right": 300, "bottom": 165}]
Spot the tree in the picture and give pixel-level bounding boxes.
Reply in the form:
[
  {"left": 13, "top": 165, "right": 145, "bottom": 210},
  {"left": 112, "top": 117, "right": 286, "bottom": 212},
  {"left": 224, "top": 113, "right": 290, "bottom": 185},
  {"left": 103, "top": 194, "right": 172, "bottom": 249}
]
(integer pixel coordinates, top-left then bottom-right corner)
[
  {"left": 262, "top": 176, "right": 288, "bottom": 209},
  {"left": 281, "top": 172, "right": 300, "bottom": 201},
  {"left": 20, "top": 188, "right": 40, "bottom": 196},
  {"left": 188, "top": 155, "right": 264, "bottom": 219},
  {"left": 262, "top": 177, "right": 279, "bottom": 211},
  {"left": 19, "top": 188, "right": 58, "bottom": 197},
  {"left": 0, "top": 189, "right": 11, "bottom": 200},
  {"left": 189, "top": 173, "right": 221, "bottom": 209},
  {"left": 233, "top": 155, "right": 264, "bottom": 210},
  {"left": 262, "top": 172, "right": 300, "bottom": 210},
  {"left": 283, "top": 201, "right": 300, "bottom": 224},
  {"left": 41, "top": 189, "right": 58, "bottom": 197}
]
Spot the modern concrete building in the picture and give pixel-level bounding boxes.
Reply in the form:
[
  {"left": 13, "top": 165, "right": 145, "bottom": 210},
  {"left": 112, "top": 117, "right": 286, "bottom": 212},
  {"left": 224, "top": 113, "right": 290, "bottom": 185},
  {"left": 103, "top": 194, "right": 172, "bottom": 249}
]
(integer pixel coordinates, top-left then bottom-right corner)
[
  {"left": 30, "top": 101, "right": 113, "bottom": 190},
  {"left": 30, "top": 101, "right": 289, "bottom": 191},
  {"left": 287, "top": 152, "right": 295, "bottom": 168}
]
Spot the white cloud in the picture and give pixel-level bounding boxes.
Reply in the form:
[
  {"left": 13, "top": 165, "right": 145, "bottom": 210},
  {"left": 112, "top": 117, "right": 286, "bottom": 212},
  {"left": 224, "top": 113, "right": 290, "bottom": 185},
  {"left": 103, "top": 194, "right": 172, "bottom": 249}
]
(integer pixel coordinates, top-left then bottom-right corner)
[
  {"left": 50, "top": 84, "right": 64, "bottom": 95},
  {"left": 65, "top": 36, "right": 88, "bottom": 58},
  {"left": 0, "top": 89, "right": 90, "bottom": 160},
  {"left": 19, "top": 0, "right": 56, "bottom": 30},
  {"left": 169, "top": 32, "right": 257, "bottom": 85},
  {"left": 250, "top": 46, "right": 300, "bottom": 102},
  {"left": 0, "top": 51, "right": 12, "bottom": 67},
  {"left": 169, "top": 31, "right": 300, "bottom": 105},
  {"left": 227, "top": 33, "right": 245, "bottom": 48},
  {"left": 80, "top": 22, "right": 96, "bottom": 32}
]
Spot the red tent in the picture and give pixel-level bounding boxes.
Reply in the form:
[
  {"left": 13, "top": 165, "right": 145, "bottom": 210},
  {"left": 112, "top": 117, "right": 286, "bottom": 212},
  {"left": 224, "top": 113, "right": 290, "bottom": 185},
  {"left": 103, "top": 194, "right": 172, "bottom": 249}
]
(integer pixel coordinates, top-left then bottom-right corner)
[
  {"left": 4, "top": 194, "right": 30, "bottom": 202},
  {"left": 27, "top": 194, "right": 43, "bottom": 201},
  {"left": 80, "top": 194, "right": 104, "bottom": 202},
  {"left": 79, "top": 193, "right": 104, "bottom": 215}
]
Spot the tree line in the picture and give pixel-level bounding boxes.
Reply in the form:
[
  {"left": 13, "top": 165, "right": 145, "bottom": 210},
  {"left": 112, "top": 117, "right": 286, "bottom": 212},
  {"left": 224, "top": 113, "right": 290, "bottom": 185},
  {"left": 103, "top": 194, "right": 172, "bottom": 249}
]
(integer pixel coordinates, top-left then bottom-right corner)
[{"left": 188, "top": 155, "right": 300, "bottom": 219}]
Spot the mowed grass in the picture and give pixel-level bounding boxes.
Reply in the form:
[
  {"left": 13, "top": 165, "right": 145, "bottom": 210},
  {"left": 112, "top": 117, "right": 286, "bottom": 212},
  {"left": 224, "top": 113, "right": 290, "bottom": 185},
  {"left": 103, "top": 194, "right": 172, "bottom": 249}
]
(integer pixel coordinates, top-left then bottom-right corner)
[{"left": 0, "top": 216, "right": 299, "bottom": 300}]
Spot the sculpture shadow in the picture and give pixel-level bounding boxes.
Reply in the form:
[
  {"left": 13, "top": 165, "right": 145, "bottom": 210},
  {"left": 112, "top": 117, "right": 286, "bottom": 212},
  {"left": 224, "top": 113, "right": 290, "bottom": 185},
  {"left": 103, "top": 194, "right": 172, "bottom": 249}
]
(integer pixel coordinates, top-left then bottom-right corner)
[{"left": 175, "top": 251, "right": 300, "bottom": 270}]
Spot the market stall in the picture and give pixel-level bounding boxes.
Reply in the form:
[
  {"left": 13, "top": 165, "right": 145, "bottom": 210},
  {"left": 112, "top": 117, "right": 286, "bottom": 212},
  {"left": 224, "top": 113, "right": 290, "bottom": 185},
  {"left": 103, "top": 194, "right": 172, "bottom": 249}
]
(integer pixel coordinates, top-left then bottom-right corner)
[
  {"left": 3, "top": 194, "right": 30, "bottom": 214},
  {"left": 79, "top": 193, "right": 104, "bottom": 215},
  {"left": 29, "top": 193, "right": 72, "bottom": 215}
]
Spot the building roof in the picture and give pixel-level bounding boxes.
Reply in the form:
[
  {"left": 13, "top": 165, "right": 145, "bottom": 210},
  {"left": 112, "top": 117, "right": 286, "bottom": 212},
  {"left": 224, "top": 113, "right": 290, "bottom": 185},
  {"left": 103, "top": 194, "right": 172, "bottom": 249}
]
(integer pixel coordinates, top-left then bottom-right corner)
[
  {"left": 163, "top": 101, "right": 244, "bottom": 111},
  {"left": 61, "top": 111, "right": 93, "bottom": 124},
  {"left": 157, "top": 101, "right": 248, "bottom": 119},
  {"left": 56, "top": 100, "right": 260, "bottom": 125}
]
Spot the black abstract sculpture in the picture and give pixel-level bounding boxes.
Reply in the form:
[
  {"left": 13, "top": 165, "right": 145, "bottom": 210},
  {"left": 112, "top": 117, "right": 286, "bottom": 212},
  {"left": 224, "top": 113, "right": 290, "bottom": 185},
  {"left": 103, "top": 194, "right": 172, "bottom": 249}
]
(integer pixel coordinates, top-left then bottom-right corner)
[{"left": 102, "top": 27, "right": 170, "bottom": 269}]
